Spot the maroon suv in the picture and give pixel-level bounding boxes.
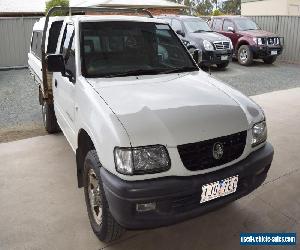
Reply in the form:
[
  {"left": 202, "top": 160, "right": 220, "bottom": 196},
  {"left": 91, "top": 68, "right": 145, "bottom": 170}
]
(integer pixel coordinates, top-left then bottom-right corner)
[{"left": 210, "top": 16, "right": 284, "bottom": 66}]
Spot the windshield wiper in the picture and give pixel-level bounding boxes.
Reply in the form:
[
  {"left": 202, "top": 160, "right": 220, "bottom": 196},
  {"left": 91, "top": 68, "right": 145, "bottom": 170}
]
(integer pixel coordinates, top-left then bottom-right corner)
[
  {"left": 101, "top": 69, "right": 162, "bottom": 78},
  {"left": 193, "top": 30, "right": 205, "bottom": 33},
  {"left": 162, "top": 66, "right": 198, "bottom": 74}
]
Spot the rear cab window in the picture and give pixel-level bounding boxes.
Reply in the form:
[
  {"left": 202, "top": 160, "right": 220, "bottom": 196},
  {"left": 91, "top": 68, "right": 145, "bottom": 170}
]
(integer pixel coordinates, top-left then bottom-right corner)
[{"left": 60, "top": 23, "right": 76, "bottom": 82}]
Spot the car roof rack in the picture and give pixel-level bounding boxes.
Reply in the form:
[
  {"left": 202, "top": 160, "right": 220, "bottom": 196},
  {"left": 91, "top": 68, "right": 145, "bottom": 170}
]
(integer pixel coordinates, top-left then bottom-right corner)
[{"left": 41, "top": 6, "right": 153, "bottom": 101}]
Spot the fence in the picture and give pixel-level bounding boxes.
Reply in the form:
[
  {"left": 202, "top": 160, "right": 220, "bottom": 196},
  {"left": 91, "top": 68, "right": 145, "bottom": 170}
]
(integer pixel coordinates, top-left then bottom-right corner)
[
  {"left": 247, "top": 16, "right": 300, "bottom": 64},
  {"left": 0, "top": 17, "right": 39, "bottom": 69}
]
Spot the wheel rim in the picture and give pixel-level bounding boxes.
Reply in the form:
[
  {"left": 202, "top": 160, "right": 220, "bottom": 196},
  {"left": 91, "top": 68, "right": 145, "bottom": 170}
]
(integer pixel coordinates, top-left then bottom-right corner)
[
  {"left": 239, "top": 49, "right": 248, "bottom": 62},
  {"left": 88, "top": 169, "right": 102, "bottom": 225},
  {"left": 42, "top": 103, "right": 47, "bottom": 125}
]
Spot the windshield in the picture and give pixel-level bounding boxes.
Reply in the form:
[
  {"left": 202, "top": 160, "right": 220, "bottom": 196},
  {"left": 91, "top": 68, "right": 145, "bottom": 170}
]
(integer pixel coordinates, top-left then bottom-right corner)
[
  {"left": 184, "top": 19, "right": 212, "bottom": 33},
  {"left": 235, "top": 18, "right": 260, "bottom": 31},
  {"left": 81, "top": 21, "right": 198, "bottom": 78}
]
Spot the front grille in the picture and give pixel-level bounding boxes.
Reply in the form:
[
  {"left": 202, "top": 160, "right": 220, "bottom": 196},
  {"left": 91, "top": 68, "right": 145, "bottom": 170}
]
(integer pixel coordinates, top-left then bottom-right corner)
[
  {"left": 267, "top": 37, "right": 280, "bottom": 46},
  {"left": 213, "top": 41, "right": 230, "bottom": 50},
  {"left": 177, "top": 131, "right": 247, "bottom": 171}
]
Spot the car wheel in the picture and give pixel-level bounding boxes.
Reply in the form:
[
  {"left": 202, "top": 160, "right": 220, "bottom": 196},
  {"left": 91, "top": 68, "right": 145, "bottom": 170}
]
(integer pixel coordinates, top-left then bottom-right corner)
[
  {"left": 238, "top": 45, "right": 253, "bottom": 66},
  {"left": 84, "top": 150, "right": 124, "bottom": 243},
  {"left": 41, "top": 101, "right": 60, "bottom": 134},
  {"left": 216, "top": 61, "right": 229, "bottom": 69},
  {"left": 263, "top": 56, "right": 277, "bottom": 64},
  {"left": 188, "top": 47, "right": 196, "bottom": 55}
]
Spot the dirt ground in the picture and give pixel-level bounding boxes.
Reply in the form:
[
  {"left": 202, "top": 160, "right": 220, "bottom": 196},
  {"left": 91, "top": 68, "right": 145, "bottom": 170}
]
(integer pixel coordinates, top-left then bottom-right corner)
[{"left": 0, "top": 124, "right": 46, "bottom": 143}]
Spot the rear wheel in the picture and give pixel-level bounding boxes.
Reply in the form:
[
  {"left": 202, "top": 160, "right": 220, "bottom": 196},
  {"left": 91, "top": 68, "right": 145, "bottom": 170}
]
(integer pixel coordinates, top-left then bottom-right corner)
[
  {"left": 84, "top": 150, "right": 124, "bottom": 242},
  {"left": 238, "top": 45, "right": 253, "bottom": 66},
  {"left": 216, "top": 61, "right": 229, "bottom": 69},
  {"left": 263, "top": 56, "right": 277, "bottom": 64},
  {"left": 41, "top": 101, "right": 60, "bottom": 134}
]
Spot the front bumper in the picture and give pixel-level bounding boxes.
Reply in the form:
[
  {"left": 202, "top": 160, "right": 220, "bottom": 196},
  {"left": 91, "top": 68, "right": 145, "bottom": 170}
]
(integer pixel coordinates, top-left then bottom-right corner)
[
  {"left": 251, "top": 45, "right": 283, "bottom": 58},
  {"left": 101, "top": 142, "right": 274, "bottom": 230},
  {"left": 201, "top": 49, "right": 233, "bottom": 66}
]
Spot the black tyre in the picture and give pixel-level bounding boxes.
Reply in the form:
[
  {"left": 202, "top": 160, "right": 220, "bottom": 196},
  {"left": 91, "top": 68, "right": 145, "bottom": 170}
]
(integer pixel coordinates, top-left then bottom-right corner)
[
  {"left": 84, "top": 150, "right": 124, "bottom": 243},
  {"left": 41, "top": 101, "right": 60, "bottom": 134},
  {"left": 216, "top": 61, "right": 229, "bottom": 69},
  {"left": 238, "top": 45, "right": 253, "bottom": 66},
  {"left": 263, "top": 56, "right": 277, "bottom": 64},
  {"left": 188, "top": 47, "right": 196, "bottom": 55}
]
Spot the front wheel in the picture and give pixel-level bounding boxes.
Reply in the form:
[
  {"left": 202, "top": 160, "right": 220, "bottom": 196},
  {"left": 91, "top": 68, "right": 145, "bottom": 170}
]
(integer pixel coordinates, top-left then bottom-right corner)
[
  {"left": 216, "top": 61, "right": 229, "bottom": 69},
  {"left": 84, "top": 150, "right": 124, "bottom": 243},
  {"left": 263, "top": 56, "right": 277, "bottom": 64},
  {"left": 41, "top": 101, "right": 60, "bottom": 134},
  {"left": 238, "top": 45, "right": 253, "bottom": 66}
]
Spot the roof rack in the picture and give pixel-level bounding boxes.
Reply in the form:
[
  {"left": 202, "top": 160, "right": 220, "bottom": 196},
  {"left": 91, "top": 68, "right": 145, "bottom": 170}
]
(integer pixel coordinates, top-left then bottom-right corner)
[{"left": 41, "top": 7, "right": 153, "bottom": 100}]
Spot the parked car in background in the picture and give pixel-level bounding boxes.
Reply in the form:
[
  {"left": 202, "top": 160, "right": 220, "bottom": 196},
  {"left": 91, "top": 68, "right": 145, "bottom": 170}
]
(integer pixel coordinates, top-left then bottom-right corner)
[
  {"left": 210, "top": 16, "right": 284, "bottom": 66},
  {"left": 158, "top": 15, "right": 233, "bottom": 69}
]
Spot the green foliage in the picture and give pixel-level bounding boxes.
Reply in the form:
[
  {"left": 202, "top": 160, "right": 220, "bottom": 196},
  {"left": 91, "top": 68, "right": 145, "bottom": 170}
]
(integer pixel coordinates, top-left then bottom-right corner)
[
  {"left": 45, "top": 0, "right": 69, "bottom": 15},
  {"left": 169, "top": 0, "right": 241, "bottom": 16},
  {"left": 196, "top": 0, "right": 213, "bottom": 16},
  {"left": 212, "top": 9, "right": 223, "bottom": 16},
  {"left": 221, "top": 0, "right": 241, "bottom": 15}
]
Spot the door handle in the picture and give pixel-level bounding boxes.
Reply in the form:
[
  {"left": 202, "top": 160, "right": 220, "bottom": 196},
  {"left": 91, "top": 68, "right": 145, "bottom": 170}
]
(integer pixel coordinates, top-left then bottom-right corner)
[{"left": 55, "top": 80, "right": 58, "bottom": 88}]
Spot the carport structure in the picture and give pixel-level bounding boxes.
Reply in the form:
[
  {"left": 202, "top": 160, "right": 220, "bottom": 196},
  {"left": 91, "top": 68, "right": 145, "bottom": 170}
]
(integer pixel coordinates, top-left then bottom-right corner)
[{"left": 0, "top": 88, "right": 299, "bottom": 249}]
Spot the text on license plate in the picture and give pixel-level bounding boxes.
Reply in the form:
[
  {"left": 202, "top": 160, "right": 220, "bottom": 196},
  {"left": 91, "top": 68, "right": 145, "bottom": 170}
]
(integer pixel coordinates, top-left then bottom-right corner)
[
  {"left": 271, "top": 50, "right": 277, "bottom": 55},
  {"left": 200, "top": 175, "right": 239, "bottom": 203},
  {"left": 221, "top": 55, "right": 228, "bottom": 60}
]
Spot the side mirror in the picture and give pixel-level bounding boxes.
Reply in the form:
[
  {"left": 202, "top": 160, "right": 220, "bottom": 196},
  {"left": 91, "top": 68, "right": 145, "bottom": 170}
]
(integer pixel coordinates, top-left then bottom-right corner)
[
  {"left": 228, "top": 26, "right": 235, "bottom": 33},
  {"left": 176, "top": 30, "right": 185, "bottom": 37},
  {"left": 193, "top": 49, "right": 202, "bottom": 64},
  {"left": 46, "top": 54, "right": 65, "bottom": 73}
]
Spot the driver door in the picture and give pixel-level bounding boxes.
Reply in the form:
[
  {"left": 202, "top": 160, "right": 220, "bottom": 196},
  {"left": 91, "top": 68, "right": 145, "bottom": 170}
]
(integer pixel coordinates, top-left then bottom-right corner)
[{"left": 53, "top": 23, "right": 77, "bottom": 146}]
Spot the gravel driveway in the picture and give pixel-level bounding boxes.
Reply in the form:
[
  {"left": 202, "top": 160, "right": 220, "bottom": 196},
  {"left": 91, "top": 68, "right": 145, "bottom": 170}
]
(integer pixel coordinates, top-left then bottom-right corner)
[{"left": 0, "top": 61, "right": 299, "bottom": 142}]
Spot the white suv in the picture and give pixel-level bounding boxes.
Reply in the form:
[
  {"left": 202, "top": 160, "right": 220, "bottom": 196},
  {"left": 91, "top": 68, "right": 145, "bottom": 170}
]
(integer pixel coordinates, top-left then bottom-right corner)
[{"left": 28, "top": 8, "right": 274, "bottom": 243}]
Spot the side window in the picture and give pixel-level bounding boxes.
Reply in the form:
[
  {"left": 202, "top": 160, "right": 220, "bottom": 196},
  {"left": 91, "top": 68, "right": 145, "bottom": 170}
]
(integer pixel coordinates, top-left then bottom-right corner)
[
  {"left": 31, "top": 32, "right": 37, "bottom": 54},
  {"left": 171, "top": 19, "right": 183, "bottom": 32},
  {"left": 36, "top": 32, "right": 42, "bottom": 59},
  {"left": 31, "top": 31, "right": 42, "bottom": 59},
  {"left": 47, "top": 21, "right": 63, "bottom": 53},
  {"left": 213, "top": 19, "right": 223, "bottom": 31},
  {"left": 61, "top": 24, "right": 76, "bottom": 82},
  {"left": 223, "top": 20, "right": 234, "bottom": 32}
]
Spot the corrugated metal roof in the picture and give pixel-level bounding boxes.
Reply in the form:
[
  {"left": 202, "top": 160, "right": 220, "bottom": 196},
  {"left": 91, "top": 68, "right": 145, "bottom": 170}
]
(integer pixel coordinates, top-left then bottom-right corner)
[
  {"left": 0, "top": 0, "right": 45, "bottom": 13},
  {"left": 70, "top": 0, "right": 187, "bottom": 9}
]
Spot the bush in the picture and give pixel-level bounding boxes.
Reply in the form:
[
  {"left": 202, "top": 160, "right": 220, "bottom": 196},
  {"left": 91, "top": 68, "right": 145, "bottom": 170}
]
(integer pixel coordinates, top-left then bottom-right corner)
[
  {"left": 212, "top": 9, "right": 223, "bottom": 16},
  {"left": 45, "top": 0, "right": 69, "bottom": 15}
]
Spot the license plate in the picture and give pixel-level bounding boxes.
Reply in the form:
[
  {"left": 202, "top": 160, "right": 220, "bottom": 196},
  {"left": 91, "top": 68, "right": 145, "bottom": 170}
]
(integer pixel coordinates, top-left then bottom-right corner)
[
  {"left": 200, "top": 175, "right": 239, "bottom": 203},
  {"left": 271, "top": 50, "right": 277, "bottom": 55},
  {"left": 221, "top": 55, "right": 228, "bottom": 60}
]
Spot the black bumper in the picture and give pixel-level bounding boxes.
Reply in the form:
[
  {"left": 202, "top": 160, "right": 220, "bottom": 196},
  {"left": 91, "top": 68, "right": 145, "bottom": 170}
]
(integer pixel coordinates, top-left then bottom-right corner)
[
  {"left": 251, "top": 45, "right": 283, "bottom": 58},
  {"left": 100, "top": 143, "right": 274, "bottom": 230},
  {"left": 201, "top": 49, "right": 233, "bottom": 66}
]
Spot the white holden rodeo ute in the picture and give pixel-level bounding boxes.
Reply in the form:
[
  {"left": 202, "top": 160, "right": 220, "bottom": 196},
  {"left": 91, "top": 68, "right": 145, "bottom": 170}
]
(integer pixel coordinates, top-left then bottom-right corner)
[{"left": 28, "top": 7, "right": 274, "bottom": 243}]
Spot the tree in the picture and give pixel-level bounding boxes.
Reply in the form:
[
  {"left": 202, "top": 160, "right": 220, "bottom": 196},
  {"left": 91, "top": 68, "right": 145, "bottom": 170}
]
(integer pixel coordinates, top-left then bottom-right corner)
[
  {"left": 45, "top": 0, "right": 69, "bottom": 15},
  {"left": 195, "top": 0, "right": 213, "bottom": 16},
  {"left": 221, "top": 0, "right": 241, "bottom": 15}
]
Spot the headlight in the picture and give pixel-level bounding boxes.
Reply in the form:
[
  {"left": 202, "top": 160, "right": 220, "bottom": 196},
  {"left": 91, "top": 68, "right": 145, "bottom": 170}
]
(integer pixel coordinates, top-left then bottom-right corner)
[
  {"left": 252, "top": 121, "right": 267, "bottom": 147},
  {"left": 229, "top": 40, "right": 233, "bottom": 49},
  {"left": 114, "top": 145, "right": 171, "bottom": 175},
  {"left": 203, "top": 40, "right": 214, "bottom": 51},
  {"left": 253, "top": 37, "right": 264, "bottom": 45}
]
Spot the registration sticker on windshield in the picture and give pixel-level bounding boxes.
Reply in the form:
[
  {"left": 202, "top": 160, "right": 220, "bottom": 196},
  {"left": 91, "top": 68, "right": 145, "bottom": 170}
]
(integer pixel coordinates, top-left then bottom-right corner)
[{"left": 156, "top": 24, "right": 170, "bottom": 30}]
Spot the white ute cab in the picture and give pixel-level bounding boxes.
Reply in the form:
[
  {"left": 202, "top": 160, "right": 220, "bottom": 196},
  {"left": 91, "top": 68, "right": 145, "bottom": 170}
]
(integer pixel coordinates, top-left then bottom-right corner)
[{"left": 28, "top": 7, "right": 274, "bottom": 243}]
